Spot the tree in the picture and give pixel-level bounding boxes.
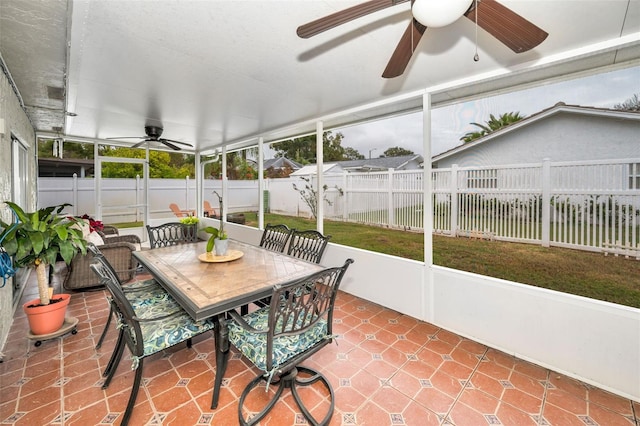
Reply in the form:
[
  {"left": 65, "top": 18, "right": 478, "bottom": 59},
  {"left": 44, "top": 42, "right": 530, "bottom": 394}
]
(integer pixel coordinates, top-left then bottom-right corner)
[
  {"left": 272, "top": 131, "right": 363, "bottom": 163},
  {"left": 383, "top": 146, "right": 414, "bottom": 157},
  {"left": 613, "top": 93, "right": 640, "bottom": 112},
  {"left": 343, "top": 147, "right": 365, "bottom": 160},
  {"left": 99, "top": 147, "right": 195, "bottom": 178},
  {"left": 292, "top": 176, "right": 343, "bottom": 219},
  {"left": 460, "top": 112, "right": 526, "bottom": 143}
]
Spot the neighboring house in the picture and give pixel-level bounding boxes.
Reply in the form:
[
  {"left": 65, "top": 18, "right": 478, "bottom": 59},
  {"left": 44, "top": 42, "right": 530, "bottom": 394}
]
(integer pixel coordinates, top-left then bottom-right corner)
[
  {"left": 291, "top": 154, "right": 424, "bottom": 176},
  {"left": 263, "top": 157, "right": 302, "bottom": 178},
  {"left": 38, "top": 158, "right": 95, "bottom": 177},
  {"left": 432, "top": 103, "right": 640, "bottom": 169}
]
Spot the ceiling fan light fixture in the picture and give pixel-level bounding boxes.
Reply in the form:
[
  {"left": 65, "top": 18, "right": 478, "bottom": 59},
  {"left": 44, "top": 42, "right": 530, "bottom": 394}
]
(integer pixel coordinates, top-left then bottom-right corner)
[{"left": 411, "top": 0, "right": 473, "bottom": 28}]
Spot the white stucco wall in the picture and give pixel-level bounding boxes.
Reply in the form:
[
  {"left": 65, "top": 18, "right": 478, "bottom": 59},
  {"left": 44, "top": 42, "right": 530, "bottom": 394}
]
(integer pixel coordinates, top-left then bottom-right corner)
[
  {"left": 0, "top": 70, "right": 37, "bottom": 352},
  {"left": 224, "top": 221, "right": 640, "bottom": 401},
  {"left": 434, "top": 111, "right": 640, "bottom": 168}
]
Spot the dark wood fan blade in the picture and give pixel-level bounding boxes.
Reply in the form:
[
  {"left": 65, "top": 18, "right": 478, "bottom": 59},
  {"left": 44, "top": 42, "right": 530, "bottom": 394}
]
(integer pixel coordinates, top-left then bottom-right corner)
[
  {"left": 161, "top": 138, "right": 193, "bottom": 147},
  {"left": 464, "top": 0, "right": 548, "bottom": 53},
  {"left": 131, "top": 141, "right": 148, "bottom": 149},
  {"left": 159, "top": 140, "right": 182, "bottom": 151},
  {"left": 297, "top": 0, "right": 409, "bottom": 38},
  {"left": 105, "top": 136, "right": 145, "bottom": 140},
  {"left": 382, "top": 19, "right": 426, "bottom": 78}
]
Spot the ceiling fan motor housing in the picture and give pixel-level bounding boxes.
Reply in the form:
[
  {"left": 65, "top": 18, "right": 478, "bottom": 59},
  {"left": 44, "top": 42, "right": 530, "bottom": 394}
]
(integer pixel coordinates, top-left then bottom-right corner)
[{"left": 145, "top": 126, "right": 163, "bottom": 139}]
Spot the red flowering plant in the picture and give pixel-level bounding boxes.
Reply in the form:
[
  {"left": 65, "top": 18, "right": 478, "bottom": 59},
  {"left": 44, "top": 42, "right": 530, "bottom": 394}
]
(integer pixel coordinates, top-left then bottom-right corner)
[{"left": 77, "top": 214, "right": 104, "bottom": 233}]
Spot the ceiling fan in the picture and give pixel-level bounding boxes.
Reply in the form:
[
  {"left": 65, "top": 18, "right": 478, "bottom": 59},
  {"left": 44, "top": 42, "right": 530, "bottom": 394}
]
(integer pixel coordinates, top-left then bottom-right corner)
[
  {"left": 297, "top": 0, "right": 548, "bottom": 78},
  {"left": 106, "top": 125, "right": 193, "bottom": 151}
]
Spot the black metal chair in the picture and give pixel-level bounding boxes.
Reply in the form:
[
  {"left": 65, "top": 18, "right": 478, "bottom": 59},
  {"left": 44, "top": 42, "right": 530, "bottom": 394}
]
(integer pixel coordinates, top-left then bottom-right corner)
[
  {"left": 258, "top": 223, "right": 293, "bottom": 253},
  {"left": 146, "top": 222, "right": 197, "bottom": 248},
  {"left": 90, "top": 258, "right": 216, "bottom": 426},
  {"left": 87, "top": 244, "right": 180, "bottom": 351},
  {"left": 222, "top": 259, "right": 353, "bottom": 426},
  {"left": 287, "top": 229, "right": 331, "bottom": 264}
]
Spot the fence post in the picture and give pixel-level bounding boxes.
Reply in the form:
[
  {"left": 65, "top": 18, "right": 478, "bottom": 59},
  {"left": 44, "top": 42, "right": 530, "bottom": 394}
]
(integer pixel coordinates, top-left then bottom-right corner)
[
  {"left": 450, "top": 165, "right": 458, "bottom": 236},
  {"left": 185, "top": 176, "right": 190, "bottom": 211},
  {"left": 342, "top": 171, "right": 348, "bottom": 221},
  {"left": 136, "top": 175, "right": 141, "bottom": 222},
  {"left": 72, "top": 173, "right": 78, "bottom": 216},
  {"left": 541, "top": 158, "right": 551, "bottom": 247},
  {"left": 388, "top": 168, "right": 395, "bottom": 227}
]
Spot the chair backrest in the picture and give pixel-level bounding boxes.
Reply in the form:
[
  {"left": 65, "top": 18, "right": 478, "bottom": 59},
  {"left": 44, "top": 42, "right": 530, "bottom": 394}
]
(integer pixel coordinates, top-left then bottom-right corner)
[
  {"left": 203, "top": 200, "right": 218, "bottom": 218},
  {"left": 169, "top": 203, "right": 186, "bottom": 217},
  {"left": 87, "top": 243, "right": 125, "bottom": 285},
  {"left": 259, "top": 224, "right": 293, "bottom": 253},
  {"left": 90, "top": 258, "right": 145, "bottom": 357},
  {"left": 264, "top": 258, "right": 353, "bottom": 372},
  {"left": 287, "top": 229, "right": 331, "bottom": 264},
  {"left": 146, "top": 222, "right": 196, "bottom": 248}
]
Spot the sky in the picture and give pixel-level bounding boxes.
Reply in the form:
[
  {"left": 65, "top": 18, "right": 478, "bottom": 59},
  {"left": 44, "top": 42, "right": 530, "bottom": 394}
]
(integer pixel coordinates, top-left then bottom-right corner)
[{"left": 337, "top": 65, "right": 640, "bottom": 158}]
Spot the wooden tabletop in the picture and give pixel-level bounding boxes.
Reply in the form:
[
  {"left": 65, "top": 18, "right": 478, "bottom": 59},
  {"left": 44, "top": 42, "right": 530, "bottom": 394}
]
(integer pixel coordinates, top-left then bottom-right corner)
[{"left": 133, "top": 240, "right": 324, "bottom": 320}]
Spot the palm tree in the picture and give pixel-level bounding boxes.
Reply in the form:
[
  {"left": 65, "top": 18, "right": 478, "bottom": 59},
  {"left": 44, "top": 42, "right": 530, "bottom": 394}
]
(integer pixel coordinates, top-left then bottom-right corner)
[{"left": 460, "top": 112, "right": 526, "bottom": 143}]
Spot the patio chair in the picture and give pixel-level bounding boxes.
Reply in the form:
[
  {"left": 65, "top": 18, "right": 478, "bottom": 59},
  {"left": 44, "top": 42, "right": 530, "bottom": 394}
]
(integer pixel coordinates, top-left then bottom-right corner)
[
  {"left": 90, "top": 258, "right": 216, "bottom": 426},
  {"left": 259, "top": 223, "right": 293, "bottom": 253},
  {"left": 203, "top": 200, "right": 218, "bottom": 217},
  {"left": 87, "top": 244, "right": 181, "bottom": 351},
  {"left": 146, "top": 222, "right": 197, "bottom": 248},
  {"left": 62, "top": 231, "right": 141, "bottom": 291},
  {"left": 169, "top": 203, "right": 195, "bottom": 218},
  {"left": 287, "top": 229, "right": 331, "bottom": 264},
  {"left": 221, "top": 259, "right": 353, "bottom": 426}
]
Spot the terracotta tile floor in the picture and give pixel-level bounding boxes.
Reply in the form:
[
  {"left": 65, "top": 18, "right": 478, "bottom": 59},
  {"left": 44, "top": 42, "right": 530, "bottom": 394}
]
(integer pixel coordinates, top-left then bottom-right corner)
[{"left": 1, "top": 272, "right": 638, "bottom": 425}]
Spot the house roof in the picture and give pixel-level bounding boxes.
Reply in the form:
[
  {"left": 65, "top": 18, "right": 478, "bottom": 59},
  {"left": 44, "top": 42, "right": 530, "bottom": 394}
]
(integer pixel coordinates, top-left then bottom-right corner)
[
  {"left": 338, "top": 155, "right": 423, "bottom": 171},
  {"left": 290, "top": 154, "right": 423, "bottom": 175},
  {"left": 264, "top": 157, "right": 303, "bottom": 170},
  {"left": 432, "top": 103, "right": 640, "bottom": 162},
  {"left": 1, "top": 1, "right": 639, "bottom": 153}
]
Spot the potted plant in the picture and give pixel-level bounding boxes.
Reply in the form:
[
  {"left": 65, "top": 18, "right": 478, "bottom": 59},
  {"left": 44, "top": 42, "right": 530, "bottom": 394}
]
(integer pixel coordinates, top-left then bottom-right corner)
[
  {"left": 179, "top": 215, "right": 199, "bottom": 242},
  {"left": 0, "top": 202, "right": 87, "bottom": 334},
  {"left": 203, "top": 191, "right": 228, "bottom": 255}
]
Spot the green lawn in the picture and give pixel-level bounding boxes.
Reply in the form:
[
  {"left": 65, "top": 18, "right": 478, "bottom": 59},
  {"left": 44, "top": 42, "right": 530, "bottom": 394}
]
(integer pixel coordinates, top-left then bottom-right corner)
[{"left": 242, "top": 212, "right": 640, "bottom": 309}]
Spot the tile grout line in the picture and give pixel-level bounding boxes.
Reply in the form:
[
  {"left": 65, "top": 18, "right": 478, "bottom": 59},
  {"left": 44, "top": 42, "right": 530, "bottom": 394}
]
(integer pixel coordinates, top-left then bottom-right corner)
[
  {"left": 441, "top": 345, "right": 490, "bottom": 426},
  {"left": 537, "top": 369, "right": 550, "bottom": 426}
]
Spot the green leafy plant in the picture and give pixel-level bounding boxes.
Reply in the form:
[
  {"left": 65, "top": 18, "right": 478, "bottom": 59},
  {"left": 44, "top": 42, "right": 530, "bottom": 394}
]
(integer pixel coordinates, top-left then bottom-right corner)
[
  {"left": 179, "top": 216, "right": 199, "bottom": 225},
  {"left": 0, "top": 202, "right": 87, "bottom": 305},
  {"left": 203, "top": 191, "right": 227, "bottom": 252}
]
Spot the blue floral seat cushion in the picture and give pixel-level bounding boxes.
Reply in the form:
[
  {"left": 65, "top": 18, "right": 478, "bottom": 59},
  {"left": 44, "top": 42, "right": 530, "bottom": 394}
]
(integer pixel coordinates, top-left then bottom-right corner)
[
  {"left": 228, "top": 307, "right": 328, "bottom": 372},
  {"left": 122, "top": 279, "right": 183, "bottom": 318},
  {"left": 138, "top": 313, "right": 216, "bottom": 358}
]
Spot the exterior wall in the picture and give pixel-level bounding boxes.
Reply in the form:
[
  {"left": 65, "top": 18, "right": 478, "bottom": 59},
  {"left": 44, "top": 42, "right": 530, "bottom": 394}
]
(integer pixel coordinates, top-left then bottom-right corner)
[
  {"left": 0, "top": 69, "right": 37, "bottom": 351},
  {"left": 434, "top": 112, "right": 640, "bottom": 168}
]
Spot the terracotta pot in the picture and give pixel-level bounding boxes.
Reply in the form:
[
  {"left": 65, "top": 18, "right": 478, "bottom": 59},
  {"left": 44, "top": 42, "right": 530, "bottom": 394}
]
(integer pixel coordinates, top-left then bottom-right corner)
[{"left": 23, "top": 294, "right": 71, "bottom": 335}]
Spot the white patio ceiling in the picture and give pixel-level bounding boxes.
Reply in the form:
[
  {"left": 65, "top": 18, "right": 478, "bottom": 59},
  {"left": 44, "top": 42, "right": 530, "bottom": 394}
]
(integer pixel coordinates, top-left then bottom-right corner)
[{"left": 3, "top": 1, "right": 640, "bottom": 153}]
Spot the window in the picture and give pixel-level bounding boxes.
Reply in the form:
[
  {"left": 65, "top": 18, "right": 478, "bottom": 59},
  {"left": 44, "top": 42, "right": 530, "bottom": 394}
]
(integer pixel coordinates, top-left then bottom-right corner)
[{"left": 12, "top": 135, "right": 28, "bottom": 208}]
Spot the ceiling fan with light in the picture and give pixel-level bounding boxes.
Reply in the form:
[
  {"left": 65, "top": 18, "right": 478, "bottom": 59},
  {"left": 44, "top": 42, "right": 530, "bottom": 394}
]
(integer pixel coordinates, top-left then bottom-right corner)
[
  {"left": 106, "top": 125, "right": 193, "bottom": 151},
  {"left": 297, "top": 0, "right": 548, "bottom": 78}
]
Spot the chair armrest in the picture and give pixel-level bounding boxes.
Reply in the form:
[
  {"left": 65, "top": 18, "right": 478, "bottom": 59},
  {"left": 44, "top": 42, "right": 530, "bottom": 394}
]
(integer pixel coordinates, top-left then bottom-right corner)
[
  {"left": 102, "top": 225, "right": 120, "bottom": 236},
  {"left": 228, "top": 309, "right": 265, "bottom": 334},
  {"left": 103, "top": 234, "right": 141, "bottom": 245}
]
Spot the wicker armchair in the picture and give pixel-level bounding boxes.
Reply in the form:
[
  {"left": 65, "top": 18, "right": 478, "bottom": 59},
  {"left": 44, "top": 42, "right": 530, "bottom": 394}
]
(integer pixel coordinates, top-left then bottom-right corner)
[{"left": 63, "top": 229, "right": 141, "bottom": 291}]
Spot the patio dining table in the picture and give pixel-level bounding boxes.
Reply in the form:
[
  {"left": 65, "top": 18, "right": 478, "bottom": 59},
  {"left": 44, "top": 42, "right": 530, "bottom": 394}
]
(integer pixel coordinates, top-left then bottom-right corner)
[{"left": 132, "top": 239, "right": 324, "bottom": 408}]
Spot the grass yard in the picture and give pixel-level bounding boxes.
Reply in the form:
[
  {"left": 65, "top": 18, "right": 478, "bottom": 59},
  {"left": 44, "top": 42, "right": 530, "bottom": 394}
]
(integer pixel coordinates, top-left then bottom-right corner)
[{"left": 242, "top": 212, "right": 640, "bottom": 309}]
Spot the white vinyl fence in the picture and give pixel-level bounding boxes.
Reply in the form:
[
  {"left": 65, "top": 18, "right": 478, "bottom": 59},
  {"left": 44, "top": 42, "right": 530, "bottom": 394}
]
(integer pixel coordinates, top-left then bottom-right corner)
[{"left": 37, "top": 158, "right": 640, "bottom": 255}]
